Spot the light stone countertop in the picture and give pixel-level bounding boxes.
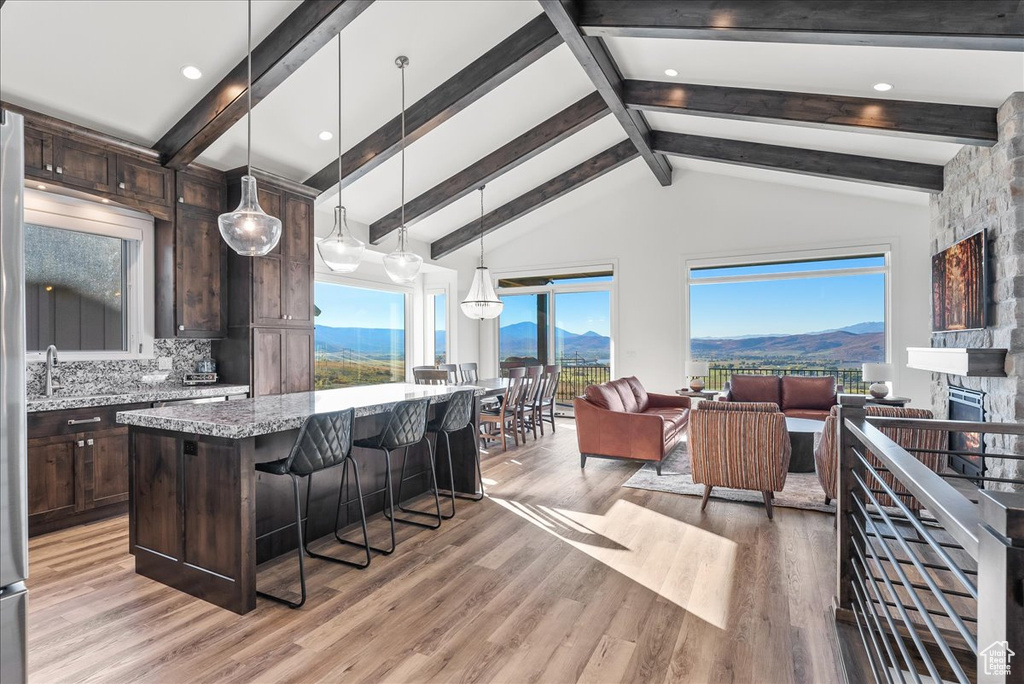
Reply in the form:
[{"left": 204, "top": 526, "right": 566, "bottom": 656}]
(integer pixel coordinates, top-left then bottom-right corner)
[
  {"left": 28, "top": 384, "right": 250, "bottom": 413},
  {"left": 116, "top": 383, "right": 488, "bottom": 440}
]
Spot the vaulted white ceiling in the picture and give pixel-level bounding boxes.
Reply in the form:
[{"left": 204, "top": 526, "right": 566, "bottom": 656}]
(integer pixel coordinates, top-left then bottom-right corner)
[{"left": 1, "top": 0, "right": 1022, "bottom": 260}]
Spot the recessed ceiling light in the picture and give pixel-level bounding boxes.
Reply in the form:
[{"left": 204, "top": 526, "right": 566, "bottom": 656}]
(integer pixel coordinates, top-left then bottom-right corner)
[
  {"left": 36, "top": 184, "right": 46, "bottom": 190},
  {"left": 873, "top": 82, "right": 893, "bottom": 92},
  {"left": 664, "top": 68, "right": 679, "bottom": 77},
  {"left": 181, "top": 65, "right": 203, "bottom": 80},
  {"left": 318, "top": 130, "right": 334, "bottom": 141}
]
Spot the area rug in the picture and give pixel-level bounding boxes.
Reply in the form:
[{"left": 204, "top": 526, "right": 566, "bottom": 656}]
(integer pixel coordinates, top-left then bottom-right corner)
[{"left": 622, "top": 441, "right": 835, "bottom": 514}]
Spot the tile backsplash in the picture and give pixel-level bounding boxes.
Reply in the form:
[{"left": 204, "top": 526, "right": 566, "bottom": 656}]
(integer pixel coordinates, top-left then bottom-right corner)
[{"left": 26, "top": 338, "right": 212, "bottom": 396}]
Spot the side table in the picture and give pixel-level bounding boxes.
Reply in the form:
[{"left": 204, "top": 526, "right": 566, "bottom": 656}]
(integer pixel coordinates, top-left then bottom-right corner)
[{"left": 866, "top": 396, "right": 910, "bottom": 407}]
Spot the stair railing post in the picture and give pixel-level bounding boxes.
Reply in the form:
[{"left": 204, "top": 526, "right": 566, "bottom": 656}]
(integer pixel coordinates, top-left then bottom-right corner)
[
  {"left": 836, "top": 394, "right": 868, "bottom": 611},
  {"left": 977, "top": 489, "right": 1024, "bottom": 684}
]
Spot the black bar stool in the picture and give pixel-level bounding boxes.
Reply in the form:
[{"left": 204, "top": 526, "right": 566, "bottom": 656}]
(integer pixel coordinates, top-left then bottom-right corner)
[
  {"left": 426, "top": 389, "right": 482, "bottom": 519},
  {"left": 254, "top": 408, "right": 370, "bottom": 609},
  {"left": 354, "top": 397, "right": 440, "bottom": 555}
]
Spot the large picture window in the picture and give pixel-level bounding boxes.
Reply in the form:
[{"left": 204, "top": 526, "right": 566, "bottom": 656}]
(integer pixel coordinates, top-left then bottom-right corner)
[
  {"left": 314, "top": 281, "right": 406, "bottom": 389},
  {"left": 688, "top": 254, "right": 887, "bottom": 393}
]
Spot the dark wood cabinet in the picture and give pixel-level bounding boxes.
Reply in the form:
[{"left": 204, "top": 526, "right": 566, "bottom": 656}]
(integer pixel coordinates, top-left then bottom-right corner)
[
  {"left": 27, "top": 405, "right": 146, "bottom": 536},
  {"left": 53, "top": 136, "right": 117, "bottom": 193},
  {"left": 177, "top": 170, "right": 226, "bottom": 212},
  {"left": 215, "top": 169, "right": 318, "bottom": 396},
  {"left": 175, "top": 205, "right": 227, "bottom": 338},
  {"left": 24, "top": 127, "right": 54, "bottom": 180},
  {"left": 116, "top": 155, "right": 174, "bottom": 210}
]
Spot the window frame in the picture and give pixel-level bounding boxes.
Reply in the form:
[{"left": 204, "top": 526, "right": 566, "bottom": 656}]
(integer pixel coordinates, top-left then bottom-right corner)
[
  {"left": 313, "top": 271, "right": 413, "bottom": 385},
  {"left": 682, "top": 243, "right": 893, "bottom": 381},
  {"left": 425, "top": 287, "right": 449, "bottom": 365},
  {"left": 490, "top": 260, "right": 617, "bottom": 376},
  {"left": 23, "top": 188, "right": 154, "bottom": 362}
]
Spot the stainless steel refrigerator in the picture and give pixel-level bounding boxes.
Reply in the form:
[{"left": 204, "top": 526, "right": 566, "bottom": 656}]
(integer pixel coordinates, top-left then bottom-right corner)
[{"left": 0, "top": 109, "right": 29, "bottom": 684}]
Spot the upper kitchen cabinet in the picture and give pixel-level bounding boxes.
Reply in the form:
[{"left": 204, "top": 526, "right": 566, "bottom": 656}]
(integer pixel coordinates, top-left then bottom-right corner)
[
  {"left": 52, "top": 136, "right": 117, "bottom": 194},
  {"left": 23, "top": 126, "right": 54, "bottom": 180},
  {"left": 116, "top": 155, "right": 174, "bottom": 212}
]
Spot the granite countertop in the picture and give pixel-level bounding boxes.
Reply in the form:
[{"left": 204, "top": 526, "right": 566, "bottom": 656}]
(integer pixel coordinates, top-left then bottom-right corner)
[
  {"left": 27, "top": 383, "right": 250, "bottom": 413},
  {"left": 116, "top": 383, "right": 487, "bottom": 440}
]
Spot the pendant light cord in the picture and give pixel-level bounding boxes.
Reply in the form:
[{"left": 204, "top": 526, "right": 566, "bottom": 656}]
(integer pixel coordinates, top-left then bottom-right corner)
[
  {"left": 337, "top": 34, "right": 343, "bottom": 224},
  {"left": 246, "top": 0, "right": 252, "bottom": 177},
  {"left": 479, "top": 186, "right": 485, "bottom": 267},
  {"left": 399, "top": 59, "right": 407, "bottom": 251}
]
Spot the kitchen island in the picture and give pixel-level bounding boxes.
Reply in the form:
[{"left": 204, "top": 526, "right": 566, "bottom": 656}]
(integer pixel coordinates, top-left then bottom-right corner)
[{"left": 117, "top": 383, "right": 489, "bottom": 614}]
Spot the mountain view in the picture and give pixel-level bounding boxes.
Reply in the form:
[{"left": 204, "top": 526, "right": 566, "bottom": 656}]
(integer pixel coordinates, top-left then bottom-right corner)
[
  {"left": 692, "top": 322, "right": 884, "bottom": 366},
  {"left": 499, "top": 321, "right": 610, "bottom": 363}
]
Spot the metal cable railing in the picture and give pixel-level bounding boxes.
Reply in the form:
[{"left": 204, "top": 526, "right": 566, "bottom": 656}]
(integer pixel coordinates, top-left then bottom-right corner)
[{"left": 833, "top": 396, "right": 1024, "bottom": 684}]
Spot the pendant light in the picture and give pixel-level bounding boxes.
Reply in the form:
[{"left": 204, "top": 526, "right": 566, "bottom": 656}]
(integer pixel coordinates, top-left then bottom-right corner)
[
  {"left": 317, "top": 35, "right": 364, "bottom": 272},
  {"left": 383, "top": 56, "right": 423, "bottom": 284},
  {"left": 218, "top": 0, "right": 282, "bottom": 257},
  {"left": 460, "top": 186, "right": 503, "bottom": 320}
]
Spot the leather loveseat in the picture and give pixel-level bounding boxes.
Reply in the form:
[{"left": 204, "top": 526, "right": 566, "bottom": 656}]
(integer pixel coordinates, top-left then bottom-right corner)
[
  {"left": 574, "top": 377, "right": 690, "bottom": 475},
  {"left": 719, "top": 374, "right": 841, "bottom": 420}
]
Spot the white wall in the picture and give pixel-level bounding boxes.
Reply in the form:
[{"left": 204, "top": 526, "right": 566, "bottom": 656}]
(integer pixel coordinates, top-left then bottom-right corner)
[{"left": 452, "top": 161, "right": 935, "bottom": 407}]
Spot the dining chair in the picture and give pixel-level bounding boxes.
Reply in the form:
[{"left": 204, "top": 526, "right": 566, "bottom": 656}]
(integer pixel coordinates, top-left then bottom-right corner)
[
  {"left": 414, "top": 368, "right": 449, "bottom": 385},
  {"left": 458, "top": 363, "right": 479, "bottom": 383},
  {"left": 480, "top": 375, "right": 525, "bottom": 452},
  {"left": 438, "top": 364, "right": 459, "bottom": 384},
  {"left": 534, "top": 365, "right": 561, "bottom": 435},
  {"left": 517, "top": 365, "right": 544, "bottom": 441}
]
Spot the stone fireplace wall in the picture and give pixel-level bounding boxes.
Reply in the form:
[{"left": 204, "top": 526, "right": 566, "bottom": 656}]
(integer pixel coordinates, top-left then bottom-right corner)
[{"left": 929, "top": 92, "right": 1024, "bottom": 490}]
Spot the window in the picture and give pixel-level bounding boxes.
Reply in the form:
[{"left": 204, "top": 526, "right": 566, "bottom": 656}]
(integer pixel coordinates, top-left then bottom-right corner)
[
  {"left": 24, "top": 189, "right": 150, "bottom": 359},
  {"left": 313, "top": 281, "right": 406, "bottom": 388},
  {"left": 688, "top": 253, "right": 888, "bottom": 392},
  {"left": 496, "top": 267, "right": 614, "bottom": 405},
  {"left": 430, "top": 291, "right": 447, "bottom": 364}
]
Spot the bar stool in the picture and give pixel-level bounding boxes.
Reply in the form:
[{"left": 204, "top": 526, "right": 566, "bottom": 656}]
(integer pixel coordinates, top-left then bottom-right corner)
[
  {"left": 254, "top": 408, "right": 369, "bottom": 609},
  {"left": 426, "top": 389, "right": 481, "bottom": 518},
  {"left": 354, "top": 398, "right": 440, "bottom": 555}
]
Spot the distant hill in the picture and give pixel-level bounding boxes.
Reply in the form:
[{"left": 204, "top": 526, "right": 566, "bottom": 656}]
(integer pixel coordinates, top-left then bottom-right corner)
[
  {"left": 811, "top": 321, "right": 884, "bottom": 335},
  {"left": 499, "top": 321, "right": 610, "bottom": 362},
  {"left": 692, "top": 329, "right": 883, "bottom": 364},
  {"left": 315, "top": 326, "right": 405, "bottom": 357}
]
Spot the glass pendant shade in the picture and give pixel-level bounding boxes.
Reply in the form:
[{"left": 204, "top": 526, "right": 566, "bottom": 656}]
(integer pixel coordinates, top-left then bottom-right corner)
[
  {"left": 318, "top": 206, "right": 364, "bottom": 272},
  {"left": 383, "top": 242, "right": 423, "bottom": 284},
  {"left": 218, "top": 175, "right": 282, "bottom": 257},
  {"left": 460, "top": 266, "right": 503, "bottom": 319}
]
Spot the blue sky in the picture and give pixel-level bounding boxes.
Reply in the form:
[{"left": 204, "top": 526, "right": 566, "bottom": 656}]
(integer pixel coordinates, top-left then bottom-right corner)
[
  {"left": 690, "top": 273, "right": 885, "bottom": 338},
  {"left": 499, "top": 291, "right": 611, "bottom": 336},
  {"left": 315, "top": 282, "right": 404, "bottom": 329}
]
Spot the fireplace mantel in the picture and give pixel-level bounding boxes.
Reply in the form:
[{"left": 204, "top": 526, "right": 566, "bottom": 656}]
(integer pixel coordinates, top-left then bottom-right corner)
[{"left": 907, "top": 347, "right": 1007, "bottom": 377}]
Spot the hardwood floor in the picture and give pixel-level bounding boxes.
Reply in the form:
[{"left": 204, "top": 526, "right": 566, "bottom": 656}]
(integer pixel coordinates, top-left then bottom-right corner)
[{"left": 26, "top": 420, "right": 840, "bottom": 684}]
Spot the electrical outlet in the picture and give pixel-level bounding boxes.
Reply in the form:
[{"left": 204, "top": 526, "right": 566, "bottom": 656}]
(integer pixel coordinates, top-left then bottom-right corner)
[{"left": 157, "top": 357, "right": 172, "bottom": 371}]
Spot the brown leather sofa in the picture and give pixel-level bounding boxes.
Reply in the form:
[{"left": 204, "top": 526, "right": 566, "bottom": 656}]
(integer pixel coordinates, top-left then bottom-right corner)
[
  {"left": 719, "top": 374, "right": 841, "bottom": 420},
  {"left": 574, "top": 377, "right": 690, "bottom": 475}
]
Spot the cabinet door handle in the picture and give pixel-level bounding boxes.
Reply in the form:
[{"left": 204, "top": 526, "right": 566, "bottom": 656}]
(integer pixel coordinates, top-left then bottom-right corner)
[
  {"left": 119, "top": 181, "right": 126, "bottom": 189},
  {"left": 86, "top": 438, "right": 94, "bottom": 446},
  {"left": 178, "top": 196, "right": 185, "bottom": 203},
  {"left": 77, "top": 440, "right": 85, "bottom": 448},
  {"left": 178, "top": 324, "right": 186, "bottom": 331},
  {"left": 56, "top": 166, "right": 63, "bottom": 174},
  {"left": 68, "top": 417, "right": 101, "bottom": 426},
  {"left": 45, "top": 164, "right": 53, "bottom": 172}
]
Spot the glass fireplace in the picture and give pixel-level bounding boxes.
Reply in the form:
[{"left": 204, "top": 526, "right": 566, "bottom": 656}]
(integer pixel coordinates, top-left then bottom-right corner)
[{"left": 948, "top": 386, "right": 985, "bottom": 485}]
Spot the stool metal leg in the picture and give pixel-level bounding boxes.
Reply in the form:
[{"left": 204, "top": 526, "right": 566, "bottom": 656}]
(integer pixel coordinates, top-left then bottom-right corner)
[
  {"left": 366, "top": 448, "right": 397, "bottom": 555},
  {"left": 256, "top": 474, "right": 307, "bottom": 608},
  {"left": 308, "top": 458, "right": 372, "bottom": 569},
  {"left": 392, "top": 439, "right": 442, "bottom": 529}
]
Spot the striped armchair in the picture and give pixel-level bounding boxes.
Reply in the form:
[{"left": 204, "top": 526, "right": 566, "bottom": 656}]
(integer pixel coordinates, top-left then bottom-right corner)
[
  {"left": 814, "top": 405, "right": 946, "bottom": 509},
  {"left": 688, "top": 401, "right": 792, "bottom": 519}
]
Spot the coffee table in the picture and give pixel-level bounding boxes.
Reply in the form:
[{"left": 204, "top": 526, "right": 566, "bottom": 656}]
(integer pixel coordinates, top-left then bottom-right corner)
[{"left": 786, "top": 417, "right": 825, "bottom": 473}]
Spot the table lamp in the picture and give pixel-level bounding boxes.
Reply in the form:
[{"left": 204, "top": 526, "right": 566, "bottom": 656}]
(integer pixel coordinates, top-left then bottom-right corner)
[
  {"left": 862, "top": 363, "right": 893, "bottom": 399},
  {"left": 687, "top": 360, "right": 710, "bottom": 392}
]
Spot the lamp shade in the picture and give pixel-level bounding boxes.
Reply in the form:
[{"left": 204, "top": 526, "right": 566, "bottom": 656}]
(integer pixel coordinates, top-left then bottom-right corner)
[
  {"left": 686, "top": 360, "right": 710, "bottom": 377},
  {"left": 317, "top": 206, "right": 364, "bottom": 273},
  {"left": 218, "top": 175, "right": 282, "bottom": 256},
  {"left": 460, "top": 266, "right": 503, "bottom": 320},
  {"left": 383, "top": 248, "right": 423, "bottom": 284},
  {"left": 862, "top": 363, "right": 893, "bottom": 382}
]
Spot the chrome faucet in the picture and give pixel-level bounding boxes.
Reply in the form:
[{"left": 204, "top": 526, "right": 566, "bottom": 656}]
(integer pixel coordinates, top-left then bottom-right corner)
[{"left": 44, "top": 344, "right": 61, "bottom": 397}]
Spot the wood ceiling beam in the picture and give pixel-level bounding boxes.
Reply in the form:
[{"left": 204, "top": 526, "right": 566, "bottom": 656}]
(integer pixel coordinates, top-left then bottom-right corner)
[
  {"left": 155, "top": 0, "right": 373, "bottom": 170},
  {"left": 540, "top": 0, "right": 672, "bottom": 186},
  {"left": 306, "top": 14, "right": 562, "bottom": 194},
  {"left": 369, "top": 91, "right": 608, "bottom": 244},
  {"left": 625, "top": 80, "right": 999, "bottom": 146},
  {"left": 431, "top": 139, "right": 638, "bottom": 259},
  {"left": 651, "top": 131, "right": 944, "bottom": 192},
  {"left": 576, "top": 0, "right": 1024, "bottom": 51}
]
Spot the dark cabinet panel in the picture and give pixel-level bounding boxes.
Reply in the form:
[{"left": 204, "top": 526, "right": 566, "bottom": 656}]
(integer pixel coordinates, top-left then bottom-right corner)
[
  {"left": 177, "top": 172, "right": 225, "bottom": 212},
  {"left": 284, "top": 195, "right": 312, "bottom": 261},
  {"left": 284, "top": 329, "right": 314, "bottom": 394},
  {"left": 53, "top": 137, "right": 116, "bottom": 193},
  {"left": 175, "top": 206, "right": 227, "bottom": 338},
  {"left": 24, "top": 127, "right": 54, "bottom": 180},
  {"left": 253, "top": 328, "right": 284, "bottom": 397},
  {"left": 89, "top": 428, "right": 130, "bottom": 508},
  {"left": 183, "top": 441, "right": 241, "bottom": 578},
  {"left": 253, "top": 257, "right": 283, "bottom": 326},
  {"left": 117, "top": 156, "right": 174, "bottom": 209},
  {"left": 283, "top": 259, "right": 313, "bottom": 325},
  {"left": 132, "top": 430, "right": 182, "bottom": 559},
  {"left": 27, "top": 436, "right": 77, "bottom": 520},
  {"left": 260, "top": 187, "right": 283, "bottom": 257}
]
